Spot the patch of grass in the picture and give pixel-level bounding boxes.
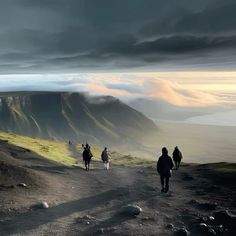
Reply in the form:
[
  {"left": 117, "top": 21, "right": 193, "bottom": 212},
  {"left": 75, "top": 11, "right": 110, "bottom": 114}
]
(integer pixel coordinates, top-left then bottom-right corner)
[
  {"left": 0, "top": 131, "right": 77, "bottom": 166},
  {"left": 110, "top": 151, "right": 155, "bottom": 168},
  {"left": 207, "top": 162, "right": 236, "bottom": 174},
  {"left": 198, "top": 162, "right": 236, "bottom": 188}
]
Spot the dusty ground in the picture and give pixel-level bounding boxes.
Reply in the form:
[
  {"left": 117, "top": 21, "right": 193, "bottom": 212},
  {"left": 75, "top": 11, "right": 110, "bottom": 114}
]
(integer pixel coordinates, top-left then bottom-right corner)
[{"left": 0, "top": 140, "right": 235, "bottom": 236}]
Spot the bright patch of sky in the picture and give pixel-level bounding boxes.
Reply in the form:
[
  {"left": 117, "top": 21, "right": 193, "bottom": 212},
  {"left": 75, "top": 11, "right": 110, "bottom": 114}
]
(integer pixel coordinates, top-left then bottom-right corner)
[{"left": 0, "top": 72, "right": 236, "bottom": 109}]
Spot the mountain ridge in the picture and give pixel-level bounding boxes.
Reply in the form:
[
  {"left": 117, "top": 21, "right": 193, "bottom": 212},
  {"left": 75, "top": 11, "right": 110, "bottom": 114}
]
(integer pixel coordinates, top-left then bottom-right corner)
[{"left": 0, "top": 92, "right": 158, "bottom": 146}]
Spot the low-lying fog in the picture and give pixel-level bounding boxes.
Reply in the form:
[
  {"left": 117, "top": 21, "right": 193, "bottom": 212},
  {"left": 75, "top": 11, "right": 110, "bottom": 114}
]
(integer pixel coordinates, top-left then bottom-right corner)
[
  {"left": 145, "top": 121, "right": 236, "bottom": 164},
  {"left": 185, "top": 110, "right": 236, "bottom": 127}
]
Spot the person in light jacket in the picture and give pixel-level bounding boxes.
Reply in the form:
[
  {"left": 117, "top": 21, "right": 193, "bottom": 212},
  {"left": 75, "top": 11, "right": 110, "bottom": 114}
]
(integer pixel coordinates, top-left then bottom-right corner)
[{"left": 101, "top": 147, "right": 111, "bottom": 170}]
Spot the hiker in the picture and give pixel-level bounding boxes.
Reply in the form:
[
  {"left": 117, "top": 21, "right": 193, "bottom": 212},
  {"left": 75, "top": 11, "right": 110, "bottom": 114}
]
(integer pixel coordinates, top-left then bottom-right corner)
[
  {"left": 101, "top": 147, "right": 111, "bottom": 170},
  {"left": 82, "top": 144, "right": 93, "bottom": 171},
  {"left": 157, "top": 147, "right": 174, "bottom": 193},
  {"left": 172, "top": 146, "right": 183, "bottom": 170}
]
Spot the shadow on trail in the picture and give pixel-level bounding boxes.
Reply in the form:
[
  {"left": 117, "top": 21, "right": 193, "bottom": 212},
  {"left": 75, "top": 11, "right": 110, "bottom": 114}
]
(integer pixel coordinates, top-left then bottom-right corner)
[
  {"left": 0, "top": 187, "right": 156, "bottom": 235},
  {"left": 29, "top": 165, "right": 68, "bottom": 174}
]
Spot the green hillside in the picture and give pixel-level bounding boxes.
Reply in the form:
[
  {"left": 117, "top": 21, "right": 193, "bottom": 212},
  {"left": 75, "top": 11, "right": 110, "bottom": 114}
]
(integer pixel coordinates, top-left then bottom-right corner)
[
  {"left": 0, "top": 131, "right": 77, "bottom": 166},
  {"left": 0, "top": 92, "right": 158, "bottom": 146},
  {"left": 0, "top": 131, "right": 155, "bottom": 168}
]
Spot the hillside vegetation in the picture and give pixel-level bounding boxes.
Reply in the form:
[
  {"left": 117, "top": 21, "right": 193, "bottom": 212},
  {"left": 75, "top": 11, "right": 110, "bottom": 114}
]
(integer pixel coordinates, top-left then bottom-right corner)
[
  {"left": 0, "top": 131, "right": 77, "bottom": 166},
  {"left": 0, "top": 131, "right": 155, "bottom": 168},
  {"left": 206, "top": 163, "right": 236, "bottom": 173},
  {"left": 0, "top": 92, "right": 158, "bottom": 147}
]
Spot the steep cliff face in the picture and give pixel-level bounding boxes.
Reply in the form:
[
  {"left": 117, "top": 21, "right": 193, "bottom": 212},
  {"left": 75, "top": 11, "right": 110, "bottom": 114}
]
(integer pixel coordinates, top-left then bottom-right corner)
[{"left": 0, "top": 92, "right": 158, "bottom": 145}]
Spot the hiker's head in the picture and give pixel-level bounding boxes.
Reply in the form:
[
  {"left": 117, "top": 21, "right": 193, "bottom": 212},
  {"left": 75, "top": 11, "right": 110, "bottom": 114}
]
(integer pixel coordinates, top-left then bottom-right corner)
[
  {"left": 162, "top": 147, "right": 168, "bottom": 155},
  {"left": 104, "top": 147, "right": 107, "bottom": 151},
  {"left": 175, "top": 146, "right": 178, "bottom": 149}
]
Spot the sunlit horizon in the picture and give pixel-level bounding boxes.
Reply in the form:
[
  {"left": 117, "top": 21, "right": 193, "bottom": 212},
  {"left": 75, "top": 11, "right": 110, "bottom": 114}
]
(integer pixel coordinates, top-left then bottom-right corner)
[{"left": 0, "top": 71, "right": 236, "bottom": 109}]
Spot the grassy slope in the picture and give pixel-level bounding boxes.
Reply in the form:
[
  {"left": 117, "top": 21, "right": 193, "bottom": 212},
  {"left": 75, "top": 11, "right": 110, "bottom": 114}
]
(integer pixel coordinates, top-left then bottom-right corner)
[
  {"left": 203, "top": 163, "right": 236, "bottom": 173},
  {"left": 0, "top": 131, "right": 155, "bottom": 168},
  {"left": 198, "top": 163, "right": 236, "bottom": 188},
  {"left": 0, "top": 131, "right": 77, "bottom": 166}
]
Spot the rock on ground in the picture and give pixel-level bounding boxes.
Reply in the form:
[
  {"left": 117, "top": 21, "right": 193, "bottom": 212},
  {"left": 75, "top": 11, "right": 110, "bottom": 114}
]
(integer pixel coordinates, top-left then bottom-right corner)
[{"left": 120, "top": 204, "right": 142, "bottom": 216}]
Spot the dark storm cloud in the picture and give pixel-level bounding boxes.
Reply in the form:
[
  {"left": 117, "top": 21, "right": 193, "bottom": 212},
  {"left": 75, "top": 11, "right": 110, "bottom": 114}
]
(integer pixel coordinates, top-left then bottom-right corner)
[
  {"left": 98, "top": 35, "right": 236, "bottom": 55},
  {"left": 139, "top": 0, "right": 236, "bottom": 36},
  {"left": 0, "top": 0, "right": 235, "bottom": 73}
]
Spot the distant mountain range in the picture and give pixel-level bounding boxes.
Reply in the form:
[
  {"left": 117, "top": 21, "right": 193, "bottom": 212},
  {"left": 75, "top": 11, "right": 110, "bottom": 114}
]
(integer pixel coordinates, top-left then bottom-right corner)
[
  {"left": 0, "top": 92, "right": 158, "bottom": 146},
  {"left": 128, "top": 98, "right": 216, "bottom": 121}
]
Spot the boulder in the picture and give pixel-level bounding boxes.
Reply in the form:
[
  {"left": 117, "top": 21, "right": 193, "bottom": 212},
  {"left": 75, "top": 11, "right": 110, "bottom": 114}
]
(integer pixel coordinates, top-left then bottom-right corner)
[
  {"left": 175, "top": 228, "right": 190, "bottom": 236},
  {"left": 199, "top": 223, "right": 208, "bottom": 228},
  {"left": 32, "top": 201, "right": 49, "bottom": 210},
  {"left": 41, "top": 201, "right": 49, "bottom": 209},
  {"left": 17, "top": 183, "right": 27, "bottom": 188},
  {"left": 120, "top": 204, "right": 142, "bottom": 216},
  {"left": 209, "top": 216, "right": 215, "bottom": 221}
]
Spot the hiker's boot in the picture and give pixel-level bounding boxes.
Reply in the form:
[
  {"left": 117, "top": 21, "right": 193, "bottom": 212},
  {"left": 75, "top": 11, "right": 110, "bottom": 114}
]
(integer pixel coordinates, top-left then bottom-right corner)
[
  {"left": 165, "top": 186, "right": 169, "bottom": 193},
  {"left": 161, "top": 187, "right": 165, "bottom": 193}
]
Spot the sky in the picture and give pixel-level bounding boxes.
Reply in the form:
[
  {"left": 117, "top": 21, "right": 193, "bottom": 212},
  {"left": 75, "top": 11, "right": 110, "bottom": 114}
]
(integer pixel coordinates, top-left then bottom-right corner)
[{"left": 0, "top": 0, "right": 236, "bottom": 109}]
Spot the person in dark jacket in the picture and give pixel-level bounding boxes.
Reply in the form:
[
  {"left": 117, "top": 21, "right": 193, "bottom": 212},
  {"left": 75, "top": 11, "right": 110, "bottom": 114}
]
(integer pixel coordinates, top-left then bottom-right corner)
[
  {"left": 157, "top": 147, "right": 174, "bottom": 193},
  {"left": 82, "top": 144, "right": 93, "bottom": 171},
  {"left": 172, "top": 146, "right": 183, "bottom": 170}
]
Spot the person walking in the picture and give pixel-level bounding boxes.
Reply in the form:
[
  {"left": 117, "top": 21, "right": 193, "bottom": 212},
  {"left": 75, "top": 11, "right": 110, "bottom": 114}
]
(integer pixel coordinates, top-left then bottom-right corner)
[
  {"left": 157, "top": 147, "right": 174, "bottom": 193},
  {"left": 101, "top": 147, "right": 111, "bottom": 170},
  {"left": 82, "top": 144, "right": 93, "bottom": 171},
  {"left": 172, "top": 146, "right": 183, "bottom": 170}
]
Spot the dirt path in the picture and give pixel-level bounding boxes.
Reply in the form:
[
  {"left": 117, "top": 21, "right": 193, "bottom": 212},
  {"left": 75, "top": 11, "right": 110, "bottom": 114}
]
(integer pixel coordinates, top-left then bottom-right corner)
[{"left": 0, "top": 143, "right": 235, "bottom": 235}]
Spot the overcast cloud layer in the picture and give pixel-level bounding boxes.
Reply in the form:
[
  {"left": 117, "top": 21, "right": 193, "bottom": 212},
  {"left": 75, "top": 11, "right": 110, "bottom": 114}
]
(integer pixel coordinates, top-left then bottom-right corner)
[{"left": 0, "top": 0, "right": 236, "bottom": 73}]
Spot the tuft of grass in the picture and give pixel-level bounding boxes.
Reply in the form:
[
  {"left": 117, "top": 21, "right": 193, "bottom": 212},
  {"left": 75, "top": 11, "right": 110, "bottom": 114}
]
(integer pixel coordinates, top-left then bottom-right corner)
[{"left": 0, "top": 131, "right": 77, "bottom": 166}]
